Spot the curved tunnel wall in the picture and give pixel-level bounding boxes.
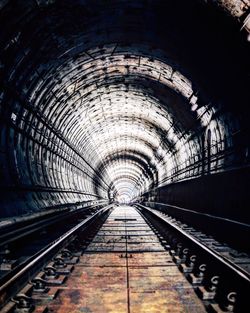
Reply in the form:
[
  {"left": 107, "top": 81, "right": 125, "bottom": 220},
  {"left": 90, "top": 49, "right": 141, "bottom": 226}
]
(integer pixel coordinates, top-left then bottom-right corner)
[{"left": 0, "top": 0, "right": 249, "bottom": 219}]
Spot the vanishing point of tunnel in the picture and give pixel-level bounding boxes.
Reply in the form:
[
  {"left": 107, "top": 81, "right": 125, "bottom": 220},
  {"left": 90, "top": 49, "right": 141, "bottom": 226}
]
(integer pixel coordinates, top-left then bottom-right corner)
[{"left": 0, "top": 0, "right": 249, "bottom": 312}]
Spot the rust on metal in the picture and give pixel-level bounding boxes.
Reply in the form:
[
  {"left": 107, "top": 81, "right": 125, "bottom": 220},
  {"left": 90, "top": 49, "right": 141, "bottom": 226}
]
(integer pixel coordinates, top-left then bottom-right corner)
[{"left": 33, "top": 206, "right": 206, "bottom": 313}]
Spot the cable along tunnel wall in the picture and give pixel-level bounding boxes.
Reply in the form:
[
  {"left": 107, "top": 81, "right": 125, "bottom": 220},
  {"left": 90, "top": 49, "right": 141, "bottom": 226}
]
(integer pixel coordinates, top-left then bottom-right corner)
[{"left": 0, "top": 0, "right": 249, "bottom": 219}]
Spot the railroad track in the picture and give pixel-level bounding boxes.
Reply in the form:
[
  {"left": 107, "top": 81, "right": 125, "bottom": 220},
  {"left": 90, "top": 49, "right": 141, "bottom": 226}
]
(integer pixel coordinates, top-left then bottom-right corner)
[
  {"left": 0, "top": 204, "right": 112, "bottom": 311},
  {"left": 137, "top": 204, "right": 250, "bottom": 274},
  {"left": 137, "top": 204, "right": 250, "bottom": 312},
  {"left": 144, "top": 201, "right": 250, "bottom": 254},
  {"left": 0, "top": 202, "right": 105, "bottom": 279},
  {"left": 0, "top": 204, "right": 249, "bottom": 312}
]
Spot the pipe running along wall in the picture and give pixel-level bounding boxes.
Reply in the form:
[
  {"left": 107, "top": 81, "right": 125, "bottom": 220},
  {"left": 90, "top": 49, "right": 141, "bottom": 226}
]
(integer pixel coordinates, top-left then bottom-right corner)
[{"left": 0, "top": 0, "right": 249, "bottom": 218}]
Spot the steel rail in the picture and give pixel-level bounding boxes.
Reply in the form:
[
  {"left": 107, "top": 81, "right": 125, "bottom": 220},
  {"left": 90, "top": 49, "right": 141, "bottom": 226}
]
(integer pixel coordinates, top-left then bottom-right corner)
[
  {"left": 0, "top": 204, "right": 112, "bottom": 309},
  {"left": 145, "top": 201, "right": 250, "bottom": 228},
  {"left": 0, "top": 203, "right": 103, "bottom": 248},
  {"left": 137, "top": 204, "right": 250, "bottom": 284}
]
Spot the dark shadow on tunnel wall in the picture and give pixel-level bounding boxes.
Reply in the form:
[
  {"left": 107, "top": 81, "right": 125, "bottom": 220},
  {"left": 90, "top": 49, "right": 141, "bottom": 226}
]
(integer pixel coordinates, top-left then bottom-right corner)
[{"left": 144, "top": 167, "right": 250, "bottom": 224}]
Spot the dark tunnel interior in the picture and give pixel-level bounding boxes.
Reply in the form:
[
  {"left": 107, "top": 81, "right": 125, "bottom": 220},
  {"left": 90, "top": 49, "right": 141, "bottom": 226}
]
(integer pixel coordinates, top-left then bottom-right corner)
[{"left": 0, "top": 0, "right": 249, "bottom": 230}]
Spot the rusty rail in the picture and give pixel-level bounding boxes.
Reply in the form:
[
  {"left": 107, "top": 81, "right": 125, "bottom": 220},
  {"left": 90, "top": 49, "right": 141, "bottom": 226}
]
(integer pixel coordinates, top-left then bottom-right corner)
[
  {"left": 0, "top": 204, "right": 112, "bottom": 309},
  {"left": 137, "top": 204, "right": 250, "bottom": 312},
  {"left": 0, "top": 202, "right": 104, "bottom": 248}
]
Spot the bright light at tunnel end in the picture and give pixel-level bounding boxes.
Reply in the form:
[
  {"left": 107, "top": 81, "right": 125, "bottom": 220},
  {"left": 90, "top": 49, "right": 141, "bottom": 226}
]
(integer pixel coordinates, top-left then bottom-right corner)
[{"left": 115, "top": 193, "right": 133, "bottom": 204}]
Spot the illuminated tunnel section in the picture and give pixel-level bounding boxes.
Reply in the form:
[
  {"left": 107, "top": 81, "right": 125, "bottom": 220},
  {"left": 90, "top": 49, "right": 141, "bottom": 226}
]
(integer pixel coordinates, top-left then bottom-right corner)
[{"left": 0, "top": 0, "right": 249, "bottom": 219}]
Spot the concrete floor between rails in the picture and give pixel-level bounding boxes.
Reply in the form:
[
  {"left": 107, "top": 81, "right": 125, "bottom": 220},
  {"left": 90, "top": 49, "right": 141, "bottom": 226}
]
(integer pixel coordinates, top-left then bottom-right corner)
[{"left": 33, "top": 206, "right": 207, "bottom": 313}]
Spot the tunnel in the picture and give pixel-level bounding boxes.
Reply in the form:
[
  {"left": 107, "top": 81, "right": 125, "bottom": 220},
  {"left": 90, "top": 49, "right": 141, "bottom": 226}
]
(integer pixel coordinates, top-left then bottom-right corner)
[{"left": 0, "top": 0, "right": 249, "bottom": 312}]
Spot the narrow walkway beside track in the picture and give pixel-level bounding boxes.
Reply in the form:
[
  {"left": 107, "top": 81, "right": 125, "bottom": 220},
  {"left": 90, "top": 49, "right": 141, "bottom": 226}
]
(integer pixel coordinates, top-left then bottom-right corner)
[{"left": 35, "top": 205, "right": 206, "bottom": 313}]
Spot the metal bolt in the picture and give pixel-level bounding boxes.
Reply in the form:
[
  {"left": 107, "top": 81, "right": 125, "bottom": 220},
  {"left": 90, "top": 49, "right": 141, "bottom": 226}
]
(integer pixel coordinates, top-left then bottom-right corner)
[
  {"left": 12, "top": 294, "right": 33, "bottom": 313},
  {"left": 188, "top": 254, "right": 196, "bottom": 270},
  {"left": 209, "top": 275, "right": 220, "bottom": 292},
  {"left": 53, "top": 257, "right": 66, "bottom": 268},
  {"left": 176, "top": 243, "right": 182, "bottom": 256},
  {"left": 225, "top": 292, "right": 237, "bottom": 312},
  {"left": 197, "top": 263, "right": 207, "bottom": 279},
  {"left": 61, "top": 249, "right": 72, "bottom": 259},
  {"left": 181, "top": 248, "right": 189, "bottom": 262},
  {"left": 31, "top": 277, "right": 48, "bottom": 293},
  {"left": 44, "top": 266, "right": 58, "bottom": 278}
]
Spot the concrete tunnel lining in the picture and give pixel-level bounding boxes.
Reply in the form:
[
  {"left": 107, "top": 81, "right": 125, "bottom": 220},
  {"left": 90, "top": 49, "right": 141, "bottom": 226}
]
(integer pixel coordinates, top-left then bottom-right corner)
[{"left": 0, "top": 0, "right": 249, "bottom": 219}]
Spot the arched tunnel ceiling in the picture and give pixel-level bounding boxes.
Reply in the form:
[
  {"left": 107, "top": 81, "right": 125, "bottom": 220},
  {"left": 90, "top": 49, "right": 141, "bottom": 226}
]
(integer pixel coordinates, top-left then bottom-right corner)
[{"left": 0, "top": 0, "right": 249, "bottom": 213}]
